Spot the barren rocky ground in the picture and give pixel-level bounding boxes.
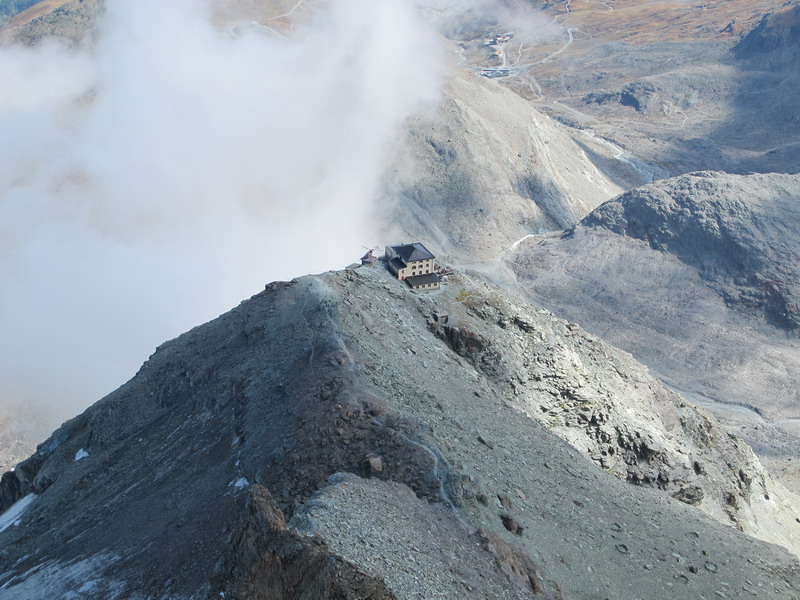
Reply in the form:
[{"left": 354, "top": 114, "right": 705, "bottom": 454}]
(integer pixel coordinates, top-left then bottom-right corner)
[{"left": 0, "top": 266, "right": 798, "bottom": 598}]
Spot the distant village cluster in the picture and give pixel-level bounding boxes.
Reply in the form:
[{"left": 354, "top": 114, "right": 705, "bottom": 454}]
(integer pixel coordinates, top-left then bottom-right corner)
[
  {"left": 359, "top": 242, "right": 452, "bottom": 291},
  {"left": 480, "top": 31, "right": 513, "bottom": 79}
]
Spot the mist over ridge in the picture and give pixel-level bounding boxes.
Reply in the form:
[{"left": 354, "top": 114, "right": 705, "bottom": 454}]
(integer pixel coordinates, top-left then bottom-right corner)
[{"left": 0, "top": 0, "right": 445, "bottom": 425}]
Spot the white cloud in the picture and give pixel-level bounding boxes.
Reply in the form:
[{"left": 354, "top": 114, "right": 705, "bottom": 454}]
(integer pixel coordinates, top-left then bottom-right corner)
[{"left": 0, "top": 0, "right": 444, "bottom": 428}]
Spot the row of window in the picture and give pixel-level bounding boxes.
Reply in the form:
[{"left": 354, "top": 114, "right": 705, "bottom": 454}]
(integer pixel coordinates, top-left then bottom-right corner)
[{"left": 410, "top": 261, "right": 432, "bottom": 272}]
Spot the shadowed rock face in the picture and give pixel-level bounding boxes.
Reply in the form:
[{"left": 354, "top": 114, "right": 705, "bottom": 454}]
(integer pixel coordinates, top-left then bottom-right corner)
[
  {"left": 580, "top": 172, "right": 800, "bottom": 332},
  {"left": 734, "top": 4, "right": 800, "bottom": 60},
  {"left": 0, "top": 267, "right": 798, "bottom": 599}
]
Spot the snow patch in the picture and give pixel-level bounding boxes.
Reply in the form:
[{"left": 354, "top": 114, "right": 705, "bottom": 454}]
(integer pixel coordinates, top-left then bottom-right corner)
[
  {"left": 74, "top": 449, "right": 89, "bottom": 461},
  {"left": 0, "top": 494, "right": 37, "bottom": 533},
  {"left": 0, "top": 554, "right": 126, "bottom": 599},
  {"left": 230, "top": 477, "right": 250, "bottom": 489}
]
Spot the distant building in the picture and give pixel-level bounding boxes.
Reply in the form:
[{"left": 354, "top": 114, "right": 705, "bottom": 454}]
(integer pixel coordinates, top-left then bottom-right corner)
[
  {"left": 480, "top": 68, "right": 510, "bottom": 78},
  {"left": 385, "top": 242, "right": 442, "bottom": 291},
  {"left": 360, "top": 248, "right": 378, "bottom": 265}
]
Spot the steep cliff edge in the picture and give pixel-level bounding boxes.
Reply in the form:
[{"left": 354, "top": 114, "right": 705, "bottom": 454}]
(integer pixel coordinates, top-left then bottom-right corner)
[{"left": 0, "top": 266, "right": 797, "bottom": 599}]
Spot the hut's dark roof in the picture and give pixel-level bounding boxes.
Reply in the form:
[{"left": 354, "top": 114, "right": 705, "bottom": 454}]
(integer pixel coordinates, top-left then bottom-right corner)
[
  {"left": 390, "top": 243, "right": 435, "bottom": 263},
  {"left": 406, "top": 273, "right": 441, "bottom": 287}
]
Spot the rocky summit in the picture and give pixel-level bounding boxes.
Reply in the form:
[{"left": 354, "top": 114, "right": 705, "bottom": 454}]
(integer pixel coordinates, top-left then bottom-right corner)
[{"left": 0, "top": 265, "right": 798, "bottom": 599}]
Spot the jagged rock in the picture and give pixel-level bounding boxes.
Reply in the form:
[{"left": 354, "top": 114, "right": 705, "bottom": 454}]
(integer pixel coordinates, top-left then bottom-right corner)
[
  {"left": 500, "top": 512, "right": 525, "bottom": 535},
  {"left": 207, "top": 484, "right": 396, "bottom": 600},
  {"left": 498, "top": 493, "right": 513, "bottom": 511},
  {"left": 364, "top": 455, "right": 384, "bottom": 477},
  {"left": 583, "top": 81, "right": 659, "bottom": 113},
  {"left": 475, "top": 528, "right": 563, "bottom": 599},
  {"left": 673, "top": 486, "right": 705, "bottom": 506}
]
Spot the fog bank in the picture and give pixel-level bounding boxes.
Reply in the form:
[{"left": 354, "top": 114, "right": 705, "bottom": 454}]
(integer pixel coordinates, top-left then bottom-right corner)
[{"left": 0, "top": 0, "right": 444, "bottom": 428}]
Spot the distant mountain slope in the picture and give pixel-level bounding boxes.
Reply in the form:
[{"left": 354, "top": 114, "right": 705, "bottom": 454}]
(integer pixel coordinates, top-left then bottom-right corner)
[
  {"left": 734, "top": 3, "right": 800, "bottom": 59},
  {"left": 580, "top": 171, "right": 800, "bottom": 332},
  {"left": 515, "top": 0, "right": 800, "bottom": 176},
  {"left": 0, "top": 266, "right": 798, "bottom": 598},
  {"left": 512, "top": 171, "right": 800, "bottom": 486},
  {"left": 384, "top": 69, "right": 639, "bottom": 261}
]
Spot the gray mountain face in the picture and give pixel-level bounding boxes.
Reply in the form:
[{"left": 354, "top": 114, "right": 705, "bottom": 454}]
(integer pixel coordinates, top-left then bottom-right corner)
[
  {"left": 512, "top": 171, "right": 800, "bottom": 488},
  {"left": 0, "top": 267, "right": 798, "bottom": 599}
]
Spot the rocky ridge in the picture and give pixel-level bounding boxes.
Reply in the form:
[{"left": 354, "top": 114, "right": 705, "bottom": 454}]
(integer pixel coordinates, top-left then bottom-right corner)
[
  {"left": 0, "top": 266, "right": 797, "bottom": 598},
  {"left": 1, "top": 1, "right": 800, "bottom": 597}
]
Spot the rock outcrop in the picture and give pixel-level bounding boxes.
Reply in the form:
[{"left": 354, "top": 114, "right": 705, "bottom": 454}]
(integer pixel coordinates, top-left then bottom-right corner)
[{"left": 207, "top": 484, "right": 396, "bottom": 600}]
